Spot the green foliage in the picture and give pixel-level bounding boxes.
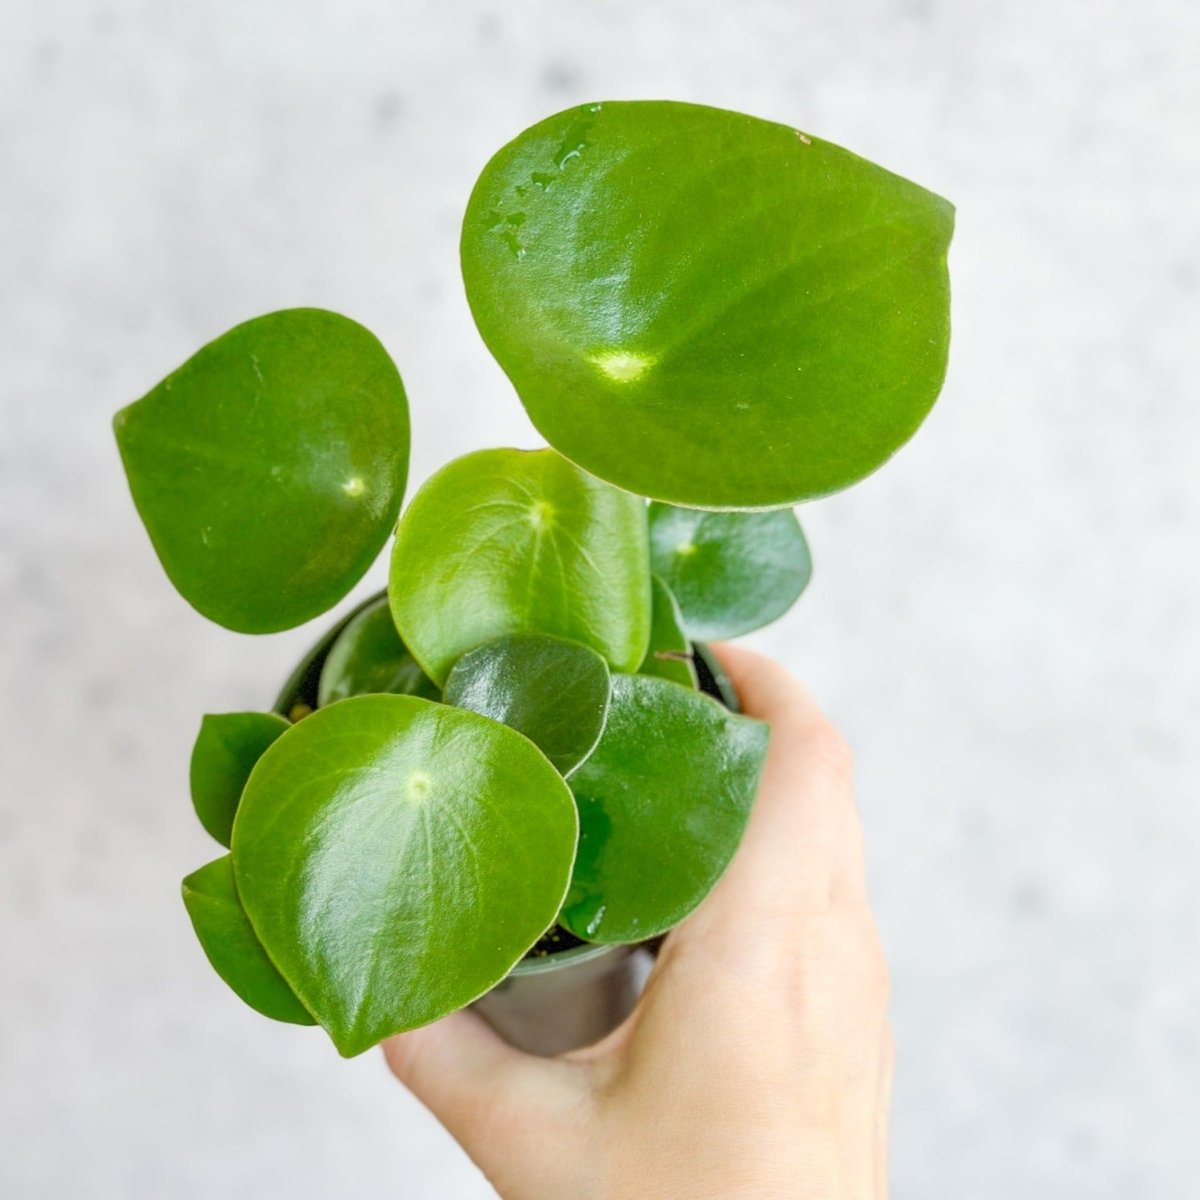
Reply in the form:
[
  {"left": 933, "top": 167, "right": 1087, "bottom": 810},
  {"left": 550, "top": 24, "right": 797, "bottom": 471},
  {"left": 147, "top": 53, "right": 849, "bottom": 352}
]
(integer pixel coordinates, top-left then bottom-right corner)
[
  {"left": 231, "top": 695, "right": 578, "bottom": 1056},
  {"left": 116, "top": 99, "right": 953, "bottom": 1051},
  {"left": 389, "top": 448, "right": 651, "bottom": 684},
  {"left": 190, "top": 712, "right": 290, "bottom": 847},
  {"left": 181, "top": 856, "right": 315, "bottom": 1026},
  {"left": 638, "top": 576, "right": 697, "bottom": 689},
  {"left": 648, "top": 504, "right": 812, "bottom": 640},
  {"left": 114, "top": 309, "right": 409, "bottom": 633},
  {"left": 444, "top": 634, "right": 610, "bottom": 776},
  {"left": 317, "top": 596, "right": 439, "bottom": 707},
  {"left": 462, "top": 100, "right": 953, "bottom": 509},
  {"left": 561, "top": 674, "right": 769, "bottom": 942}
]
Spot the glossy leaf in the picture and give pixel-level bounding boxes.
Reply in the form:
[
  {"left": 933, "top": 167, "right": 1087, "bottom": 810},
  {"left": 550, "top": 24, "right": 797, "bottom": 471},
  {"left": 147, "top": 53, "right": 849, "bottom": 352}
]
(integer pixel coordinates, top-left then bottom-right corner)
[
  {"left": 389, "top": 448, "right": 651, "bottom": 684},
  {"left": 638, "top": 575, "right": 696, "bottom": 689},
  {"left": 114, "top": 309, "right": 410, "bottom": 633},
  {"left": 462, "top": 101, "right": 954, "bottom": 509},
  {"left": 232, "top": 695, "right": 578, "bottom": 1056},
  {"left": 181, "top": 856, "right": 315, "bottom": 1026},
  {"left": 561, "top": 674, "right": 768, "bottom": 943},
  {"left": 648, "top": 504, "right": 812, "bottom": 640},
  {"left": 444, "top": 633, "right": 610, "bottom": 776},
  {"left": 190, "top": 711, "right": 291, "bottom": 847},
  {"left": 317, "top": 596, "right": 439, "bottom": 707}
]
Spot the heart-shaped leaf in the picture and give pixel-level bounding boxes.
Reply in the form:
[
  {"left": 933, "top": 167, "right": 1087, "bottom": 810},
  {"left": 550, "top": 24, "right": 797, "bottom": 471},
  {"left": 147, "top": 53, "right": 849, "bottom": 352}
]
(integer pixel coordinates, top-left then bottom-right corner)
[
  {"left": 648, "top": 504, "right": 812, "bottom": 640},
  {"left": 560, "top": 674, "right": 768, "bottom": 943},
  {"left": 181, "top": 856, "right": 315, "bottom": 1026},
  {"left": 190, "top": 711, "right": 291, "bottom": 847},
  {"left": 232, "top": 695, "right": 578, "bottom": 1056},
  {"left": 389, "top": 448, "right": 651, "bottom": 685},
  {"left": 444, "top": 633, "right": 610, "bottom": 776},
  {"left": 114, "top": 309, "right": 410, "bottom": 633},
  {"left": 638, "top": 575, "right": 696, "bottom": 689},
  {"left": 462, "top": 101, "right": 953, "bottom": 508},
  {"left": 318, "top": 596, "right": 439, "bottom": 707}
]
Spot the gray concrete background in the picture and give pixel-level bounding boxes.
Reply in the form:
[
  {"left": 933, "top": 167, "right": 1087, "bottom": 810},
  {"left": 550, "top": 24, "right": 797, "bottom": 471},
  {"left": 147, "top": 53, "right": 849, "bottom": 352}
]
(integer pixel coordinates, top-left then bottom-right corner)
[{"left": 2, "top": 0, "right": 1197, "bottom": 1195}]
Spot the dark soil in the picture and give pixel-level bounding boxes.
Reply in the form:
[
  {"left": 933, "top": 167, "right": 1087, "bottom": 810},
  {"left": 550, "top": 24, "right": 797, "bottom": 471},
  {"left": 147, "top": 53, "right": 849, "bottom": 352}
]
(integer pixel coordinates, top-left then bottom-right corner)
[{"left": 526, "top": 924, "right": 587, "bottom": 958}]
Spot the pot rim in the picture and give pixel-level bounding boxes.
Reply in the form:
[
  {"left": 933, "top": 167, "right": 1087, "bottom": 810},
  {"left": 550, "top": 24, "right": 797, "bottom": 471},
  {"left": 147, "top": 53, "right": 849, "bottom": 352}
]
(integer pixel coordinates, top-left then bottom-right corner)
[{"left": 509, "top": 939, "right": 628, "bottom": 977}]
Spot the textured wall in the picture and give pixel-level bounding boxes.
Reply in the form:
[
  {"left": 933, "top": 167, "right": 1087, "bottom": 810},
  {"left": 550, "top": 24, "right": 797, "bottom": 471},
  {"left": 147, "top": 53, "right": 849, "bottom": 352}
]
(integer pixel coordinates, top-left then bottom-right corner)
[{"left": 2, "top": 1, "right": 1197, "bottom": 1196}]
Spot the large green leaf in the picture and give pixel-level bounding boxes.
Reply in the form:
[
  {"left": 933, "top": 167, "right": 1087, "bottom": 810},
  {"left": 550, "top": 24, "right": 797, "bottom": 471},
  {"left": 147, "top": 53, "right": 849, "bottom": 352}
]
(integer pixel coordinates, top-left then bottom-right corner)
[
  {"left": 317, "top": 596, "right": 439, "bottom": 707},
  {"left": 638, "top": 575, "right": 696, "bottom": 689},
  {"left": 648, "top": 503, "right": 812, "bottom": 640},
  {"left": 232, "top": 695, "right": 578, "bottom": 1056},
  {"left": 181, "top": 856, "right": 315, "bottom": 1026},
  {"left": 561, "top": 674, "right": 768, "bottom": 943},
  {"left": 114, "top": 309, "right": 410, "bottom": 633},
  {"left": 190, "top": 711, "right": 291, "bottom": 847},
  {"left": 389, "top": 448, "right": 651, "bottom": 685},
  {"left": 462, "top": 101, "right": 953, "bottom": 509},
  {"left": 444, "top": 633, "right": 610, "bottom": 776}
]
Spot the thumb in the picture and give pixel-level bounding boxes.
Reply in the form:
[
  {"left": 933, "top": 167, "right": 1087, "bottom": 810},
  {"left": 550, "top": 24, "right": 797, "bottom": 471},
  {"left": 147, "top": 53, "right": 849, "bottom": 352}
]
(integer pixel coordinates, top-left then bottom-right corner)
[{"left": 382, "top": 1009, "right": 592, "bottom": 1177}]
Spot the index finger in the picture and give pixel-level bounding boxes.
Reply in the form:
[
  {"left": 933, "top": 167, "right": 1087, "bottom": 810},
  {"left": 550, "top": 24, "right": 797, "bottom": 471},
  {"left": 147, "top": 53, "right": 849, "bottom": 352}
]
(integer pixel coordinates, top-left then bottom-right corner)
[{"left": 698, "top": 644, "right": 867, "bottom": 918}]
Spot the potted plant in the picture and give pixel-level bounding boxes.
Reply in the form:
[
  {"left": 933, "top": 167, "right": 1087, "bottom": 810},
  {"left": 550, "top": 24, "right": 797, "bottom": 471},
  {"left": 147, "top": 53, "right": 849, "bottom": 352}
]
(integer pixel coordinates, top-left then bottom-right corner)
[{"left": 114, "top": 100, "right": 952, "bottom": 1059}]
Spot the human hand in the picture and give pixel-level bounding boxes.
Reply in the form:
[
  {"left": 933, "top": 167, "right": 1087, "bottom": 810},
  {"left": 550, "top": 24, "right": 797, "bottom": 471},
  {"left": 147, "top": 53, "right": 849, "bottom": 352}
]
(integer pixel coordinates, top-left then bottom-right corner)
[{"left": 384, "top": 645, "right": 892, "bottom": 1200}]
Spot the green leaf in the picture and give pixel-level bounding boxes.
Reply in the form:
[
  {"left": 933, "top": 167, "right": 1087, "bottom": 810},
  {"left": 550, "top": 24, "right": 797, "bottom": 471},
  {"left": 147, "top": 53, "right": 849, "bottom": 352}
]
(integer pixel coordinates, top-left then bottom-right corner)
[
  {"left": 389, "top": 448, "right": 651, "bottom": 685},
  {"left": 181, "top": 856, "right": 316, "bottom": 1026},
  {"left": 114, "top": 309, "right": 410, "bottom": 633},
  {"left": 462, "top": 101, "right": 953, "bottom": 509},
  {"left": 648, "top": 503, "right": 812, "bottom": 640},
  {"left": 232, "top": 695, "right": 579, "bottom": 1056},
  {"left": 444, "top": 633, "right": 610, "bottom": 776},
  {"left": 317, "top": 596, "right": 439, "bottom": 707},
  {"left": 638, "top": 575, "right": 696, "bottom": 689},
  {"left": 560, "top": 674, "right": 768, "bottom": 943},
  {"left": 190, "top": 712, "right": 291, "bottom": 847}
]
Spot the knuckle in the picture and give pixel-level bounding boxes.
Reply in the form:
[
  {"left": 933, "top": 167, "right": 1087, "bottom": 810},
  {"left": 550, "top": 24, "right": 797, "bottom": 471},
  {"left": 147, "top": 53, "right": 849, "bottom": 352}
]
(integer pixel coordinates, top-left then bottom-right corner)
[
  {"left": 811, "top": 910, "right": 890, "bottom": 1009},
  {"left": 849, "top": 915, "right": 891, "bottom": 1009},
  {"left": 787, "top": 910, "right": 891, "bottom": 1010},
  {"left": 864, "top": 945, "right": 892, "bottom": 1008}
]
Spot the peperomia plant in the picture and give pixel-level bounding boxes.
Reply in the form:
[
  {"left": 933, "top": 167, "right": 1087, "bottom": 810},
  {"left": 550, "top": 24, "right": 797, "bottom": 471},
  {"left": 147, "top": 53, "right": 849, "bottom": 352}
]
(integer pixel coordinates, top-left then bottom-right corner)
[{"left": 115, "top": 101, "right": 952, "bottom": 1058}]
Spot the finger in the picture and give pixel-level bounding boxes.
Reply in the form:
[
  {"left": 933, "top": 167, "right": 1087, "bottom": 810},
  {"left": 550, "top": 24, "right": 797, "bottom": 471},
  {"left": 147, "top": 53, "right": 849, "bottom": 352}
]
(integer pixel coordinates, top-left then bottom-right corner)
[
  {"left": 382, "top": 1009, "right": 586, "bottom": 1167},
  {"left": 706, "top": 644, "right": 868, "bottom": 915},
  {"left": 713, "top": 642, "right": 827, "bottom": 732}
]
